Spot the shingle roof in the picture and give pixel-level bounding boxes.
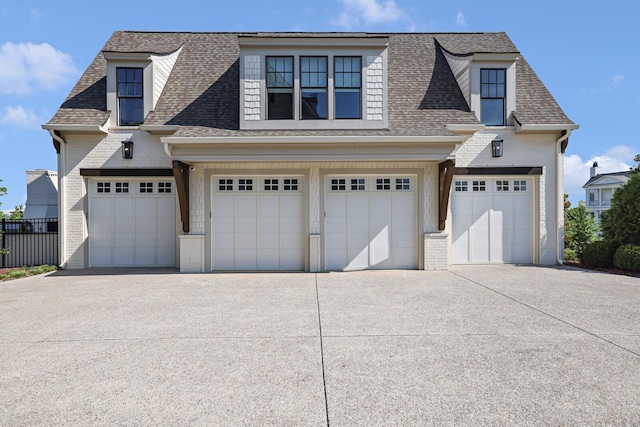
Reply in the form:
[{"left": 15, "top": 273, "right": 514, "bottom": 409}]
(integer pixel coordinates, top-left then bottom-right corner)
[
  {"left": 583, "top": 171, "right": 632, "bottom": 187},
  {"left": 46, "top": 31, "right": 575, "bottom": 137}
]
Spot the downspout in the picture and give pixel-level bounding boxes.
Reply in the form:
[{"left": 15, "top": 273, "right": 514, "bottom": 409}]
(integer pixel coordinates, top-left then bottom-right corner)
[
  {"left": 556, "top": 129, "right": 572, "bottom": 265},
  {"left": 48, "top": 129, "right": 67, "bottom": 268}
]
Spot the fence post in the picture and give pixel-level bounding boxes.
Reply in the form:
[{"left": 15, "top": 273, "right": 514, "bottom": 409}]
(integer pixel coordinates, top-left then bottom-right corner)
[{"left": 1, "top": 218, "right": 5, "bottom": 269}]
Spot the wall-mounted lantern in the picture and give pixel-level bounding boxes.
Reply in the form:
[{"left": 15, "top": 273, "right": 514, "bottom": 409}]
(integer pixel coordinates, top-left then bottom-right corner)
[
  {"left": 491, "top": 138, "right": 503, "bottom": 158},
  {"left": 122, "top": 140, "right": 134, "bottom": 159}
]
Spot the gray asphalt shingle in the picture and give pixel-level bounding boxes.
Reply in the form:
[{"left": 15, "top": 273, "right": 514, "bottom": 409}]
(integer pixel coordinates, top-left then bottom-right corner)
[{"left": 46, "top": 31, "right": 575, "bottom": 136}]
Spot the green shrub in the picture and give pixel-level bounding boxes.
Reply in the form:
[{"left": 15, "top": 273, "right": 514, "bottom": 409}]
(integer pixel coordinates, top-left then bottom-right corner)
[
  {"left": 564, "top": 248, "right": 578, "bottom": 261},
  {"left": 613, "top": 244, "right": 640, "bottom": 271},
  {"left": 580, "top": 240, "right": 617, "bottom": 268}
]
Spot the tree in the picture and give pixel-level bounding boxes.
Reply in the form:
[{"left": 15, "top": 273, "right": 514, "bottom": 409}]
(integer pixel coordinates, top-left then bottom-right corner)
[
  {"left": 565, "top": 202, "right": 599, "bottom": 257},
  {"left": 601, "top": 154, "right": 640, "bottom": 245},
  {"left": 8, "top": 205, "right": 24, "bottom": 220}
]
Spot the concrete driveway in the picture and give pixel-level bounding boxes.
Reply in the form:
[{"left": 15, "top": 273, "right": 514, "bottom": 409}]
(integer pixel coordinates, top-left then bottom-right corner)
[{"left": 1, "top": 265, "right": 639, "bottom": 425}]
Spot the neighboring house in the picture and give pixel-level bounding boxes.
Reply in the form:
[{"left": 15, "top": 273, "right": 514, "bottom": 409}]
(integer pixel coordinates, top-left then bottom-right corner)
[
  {"left": 23, "top": 169, "right": 59, "bottom": 220},
  {"left": 583, "top": 162, "right": 631, "bottom": 224},
  {"left": 42, "top": 31, "right": 577, "bottom": 272}
]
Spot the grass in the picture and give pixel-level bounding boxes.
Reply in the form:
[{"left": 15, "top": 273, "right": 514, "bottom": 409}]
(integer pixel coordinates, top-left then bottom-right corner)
[{"left": 0, "top": 265, "right": 59, "bottom": 281}]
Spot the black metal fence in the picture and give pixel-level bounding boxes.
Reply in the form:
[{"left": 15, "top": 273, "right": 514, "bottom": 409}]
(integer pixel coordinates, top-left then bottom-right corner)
[{"left": 1, "top": 218, "right": 59, "bottom": 268}]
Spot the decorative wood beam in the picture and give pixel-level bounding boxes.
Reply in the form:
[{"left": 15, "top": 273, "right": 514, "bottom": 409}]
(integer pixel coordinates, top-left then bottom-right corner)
[
  {"left": 438, "top": 159, "right": 455, "bottom": 231},
  {"left": 79, "top": 168, "right": 173, "bottom": 177},
  {"left": 172, "top": 161, "right": 190, "bottom": 233},
  {"left": 453, "top": 166, "right": 542, "bottom": 176}
]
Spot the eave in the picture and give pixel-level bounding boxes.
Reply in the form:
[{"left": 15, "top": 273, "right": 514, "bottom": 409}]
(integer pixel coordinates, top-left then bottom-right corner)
[
  {"left": 41, "top": 123, "right": 108, "bottom": 134},
  {"left": 160, "top": 135, "right": 462, "bottom": 162},
  {"left": 139, "top": 124, "right": 181, "bottom": 135},
  {"left": 514, "top": 122, "right": 579, "bottom": 134}
]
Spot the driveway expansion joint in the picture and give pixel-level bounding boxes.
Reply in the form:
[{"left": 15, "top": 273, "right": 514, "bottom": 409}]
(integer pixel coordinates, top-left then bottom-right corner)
[
  {"left": 315, "top": 273, "right": 331, "bottom": 427},
  {"left": 450, "top": 270, "right": 640, "bottom": 359}
]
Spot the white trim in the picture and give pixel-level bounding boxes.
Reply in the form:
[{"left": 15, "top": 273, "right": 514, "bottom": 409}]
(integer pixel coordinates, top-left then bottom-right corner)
[
  {"left": 238, "top": 36, "right": 389, "bottom": 48},
  {"left": 515, "top": 123, "right": 579, "bottom": 134},
  {"left": 42, "top": 124, "right": 108, "bottom": 134},
  {"left": 161, "top": 135, "right": 464, "bottom": 145}
]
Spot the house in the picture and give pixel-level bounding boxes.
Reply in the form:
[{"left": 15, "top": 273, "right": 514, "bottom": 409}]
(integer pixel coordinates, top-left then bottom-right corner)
[
  {"left": 23, "top": 169, "right": 58, "bottom": 220},
  {"left": 42, "top": 31, "right": 577, "bottom": 272},
  {"left": 23, "top": 169, "right": 59, "bottom": 233},
  {"left": 583, "top": 162, "right": 631, "bottom": 224}
]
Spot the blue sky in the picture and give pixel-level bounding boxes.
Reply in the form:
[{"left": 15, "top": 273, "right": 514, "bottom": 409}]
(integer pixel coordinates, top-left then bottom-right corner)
[{"left": 0, "top": 0, "right": 638, "bottom": 213}]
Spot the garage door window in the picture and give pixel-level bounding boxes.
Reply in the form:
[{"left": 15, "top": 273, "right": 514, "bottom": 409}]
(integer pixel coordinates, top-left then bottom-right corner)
[
  {"left": 455, "top": 180, "right": 468, "bottom": 192},
  {"left": 115, "top": 182, "right": 129, "bottom": 193},
  {"left": 238, "top": 179, "right": 254, "bottom": 191},
  {"left": 158, "top": 182, "right": 172, "bottom": 193},
  {"left": 97, "top": 182, "right": 111, "bottom": 193},
  {"left": 284, "top": 178, "right": 298, "bottom": 191},
  {"left": 219, "top": 179, "right": 233, "bottom": 191},
  {"left": 472, "top": 180, "right": 486, "bottom": 191},
  {"left": 514, "top": 180, "right": 527, "bottom": 191},
  {"left": 351, "top": 178, "right": 365, "bottom": 191},
  {"left": 140, "top": 182, "right": 153, "bottom": 193},
  {"left": 496, "top": 180, "right": 509, "bottom": 191},
  {"left": 331, "top": 178, "right": 346, "bottom": 191}
]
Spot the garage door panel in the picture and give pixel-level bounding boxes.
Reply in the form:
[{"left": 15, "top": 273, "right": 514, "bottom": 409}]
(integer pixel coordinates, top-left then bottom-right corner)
[
  {"left": 213, "top": 195, "right": 235, "bottom": 217},
  {"left": 326, "top": 232, "right": 347, "bottom": 249},
  {"left": 325, "top": 175, "right": 417, "bottom": 270},
  {"left": 211, "top": 175, "right": 304, "bottom": 271},
  {"left": 282, "top": 195, "right": 303, "bottom": 216},
  {"left": 235, "top": 249, "right": 257, "bottom": 269},
  {"left": 91, "top": 199, "right": 113, "bottom": 217},
  {"left": 258, "top": 233, "right": 279, "bottom": 249},
  {"left": 212, "top": 249, "right": 234, "bottom": 269},
  {"left": 392, "top": 248, "right": 417, "bottom": 268},
  {"left": 92, "top": 232, "right": 112, "bottom": 248},
  {"left": 114, "top": 232, "right": 133, "bottom": 247},
  {"left": 371, "top": 195, "right": 392, "bottom": 217},
  {"left": 135, "top": 218, "right": 156, "bottom": 233},
  {"left": 235, "top": 216, "right": 257, "bottom": 233},
  {"left": 92, "top": 218, "right": 114, "bottom": 235},
  {"left": 258, "top": 217, "right": 280, "bottom": 232},
  {"left": 347, "top": 216, "right": 369, "bottom": 233},
  {"left": 156, "top": 198, "right": 175, "bottom": 218},
  {"left": 92, "top": 248, "right": 113, "bottom": 266},
  {"left": 452, "top": 177, "right": 532, "bottom": 264},
  {"left": 157, "top": 231, "right": 175, "bottom": 248},
  {"left": 280, "top": 249, "right": 304, "bottom": 270},
  {"left": 212, "top": 232, "right": 234, "bottom": 250},
  {"left": 235, "top": 196, "right": 257, "bottom": 215}
]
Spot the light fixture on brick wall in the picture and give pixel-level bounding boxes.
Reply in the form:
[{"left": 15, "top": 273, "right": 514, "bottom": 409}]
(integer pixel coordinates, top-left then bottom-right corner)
[
  {"left": 122, "top": 140, "right": 134, "bottom": 159},
  {"left": 491, "top": 138, "right": 503, "bottom": 157}
]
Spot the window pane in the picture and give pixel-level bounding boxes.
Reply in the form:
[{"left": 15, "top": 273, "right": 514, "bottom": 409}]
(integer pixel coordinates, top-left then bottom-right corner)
[
  {"left": 301, "top": 57, "right": 309, "bottom": 72},
  {"left": 335, "top": 73, "right": 343, "bottom": 87},
  {"left": 318, "top": 58, "right": 327, "bottom": 72},
  {"left": 301, "top": 89, "right": 327, "bottom": 119},
  {"left": 284, "top": 57, "right": 292, "bottom": 72},
  {"left": 301, "top": 74, "right": 310, "bottom": 87},
  {"left": 481, "top": 99, "right": 504, "bottom": 126},
  {"left": 335, "top": 57, "right": 343, "bottom": 72},
  {"left": 497, "top": 70, "right": 505, "bottom": 84},
  {"left": 119, "top": 98, "right": 144, "bottom": 125},
  {"left": 335, "top": 89, "right": 360, "bottom": 119},
  {"left": 268, "top": 90, "right": 293, "bottom": 119}
]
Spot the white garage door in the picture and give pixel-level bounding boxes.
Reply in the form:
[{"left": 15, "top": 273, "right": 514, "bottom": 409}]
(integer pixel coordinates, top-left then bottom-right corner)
[
  {"left": 451, "top": 177, "right": 533, "bottom": 264},
  {"left": 324, "top": 175, "right": 417, "bottom": 270},
  {"left": 89, "top": 179, "right": 176, "bottom": 267},
  {"left": 211, "top": 176, "right": 304, "bottom": 271}
]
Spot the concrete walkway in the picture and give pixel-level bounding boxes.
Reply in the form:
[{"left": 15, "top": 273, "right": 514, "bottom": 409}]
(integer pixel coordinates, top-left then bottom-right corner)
[{"left": 1, "top": 265, "right": 639, "bottom": 425}]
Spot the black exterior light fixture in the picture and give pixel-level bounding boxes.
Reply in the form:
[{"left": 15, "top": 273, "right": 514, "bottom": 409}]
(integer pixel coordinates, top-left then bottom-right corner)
[
  {"left": 122, "top": 140, "right": 134, "bottom": 159},
  {"left": 491, "top": 138, "right": 503, "bottom": 158}
]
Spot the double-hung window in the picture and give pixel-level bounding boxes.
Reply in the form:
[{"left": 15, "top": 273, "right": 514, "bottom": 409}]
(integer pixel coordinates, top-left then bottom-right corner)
[
  {"left": 117, "top": 67, "right": 144, "bottom": 126},
  {"left": 334, "top": 56, "right": 361, "bottom": 119},
  {"left": 481, "top": 68, "right": 506, "bottom": 126},
  {"left": 267, "top": 56, "right": 294, "bottom": 120},
  {"left": 300, "top": 56, "right": 328, "bottom": 119}
]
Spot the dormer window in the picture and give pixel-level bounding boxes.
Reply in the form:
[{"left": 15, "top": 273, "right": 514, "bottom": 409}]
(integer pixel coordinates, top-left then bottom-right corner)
[
  {"left": 117, "top": 67, "right": 144, "bottom": 126},
  {"left": 300, "top": 56, "right": 328, "bottom": 120},
  {"left": 480, "top": 68, "right": 506, "bottom": 126},
  {"left": 335, "top": 56, "right": 362, "bottom": 119},
  {"left": 266, "top": 56, "right": 294, "bottom": 120}
]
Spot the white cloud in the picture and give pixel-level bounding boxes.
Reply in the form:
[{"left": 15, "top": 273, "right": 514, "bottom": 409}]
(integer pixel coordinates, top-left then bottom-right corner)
[
  {"left": 564, "top": 145, "right": 636, "bottom": 203},
  {"left": 29, "top": 8, "right": 41, "bottom": 20},
  {"left": 582, "top": 73, "right": 625, "bottom": 94},
  {"left": 456, "top": 10, "right": 466, "bottom": 27},
  {"left": 331, "top": 0, "right": 406, "bottom": 29},
  {"left": 0, "top": 105, "right": 44, "bottom": 129},
  {"left": 0, "top": 42, "right": 79, "bottom": 95}
]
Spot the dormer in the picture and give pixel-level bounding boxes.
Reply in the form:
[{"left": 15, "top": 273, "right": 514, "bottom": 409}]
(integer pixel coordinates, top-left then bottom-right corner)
[
  {"left": 441, "top": 48, "right": 519, "bottom": 127},
  {"left": 104, "top": 46, "right": 182, "bottom": 129},
  {"left": 238, "top": 35, "right": 388, "bottom": 130}
]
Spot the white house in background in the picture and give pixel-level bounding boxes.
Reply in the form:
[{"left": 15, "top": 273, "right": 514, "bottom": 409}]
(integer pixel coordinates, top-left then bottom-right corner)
[
  {"left": 42, "top": 31, "right": 577, "bottom": 272},
  {"left": 583, "top": 162, "right": 631, "bottom": 224},
  {"left": 23, "top": 169, "right": 58, "bottom": 219}
]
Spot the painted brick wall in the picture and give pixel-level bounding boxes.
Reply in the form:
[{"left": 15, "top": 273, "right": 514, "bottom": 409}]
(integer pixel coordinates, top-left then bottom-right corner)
[
  {"left": 61, "top": 131, "right": 172, "bottom": 268},
  {"left": 453, "top": 129, "right": 559, "bottom": 265}
]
